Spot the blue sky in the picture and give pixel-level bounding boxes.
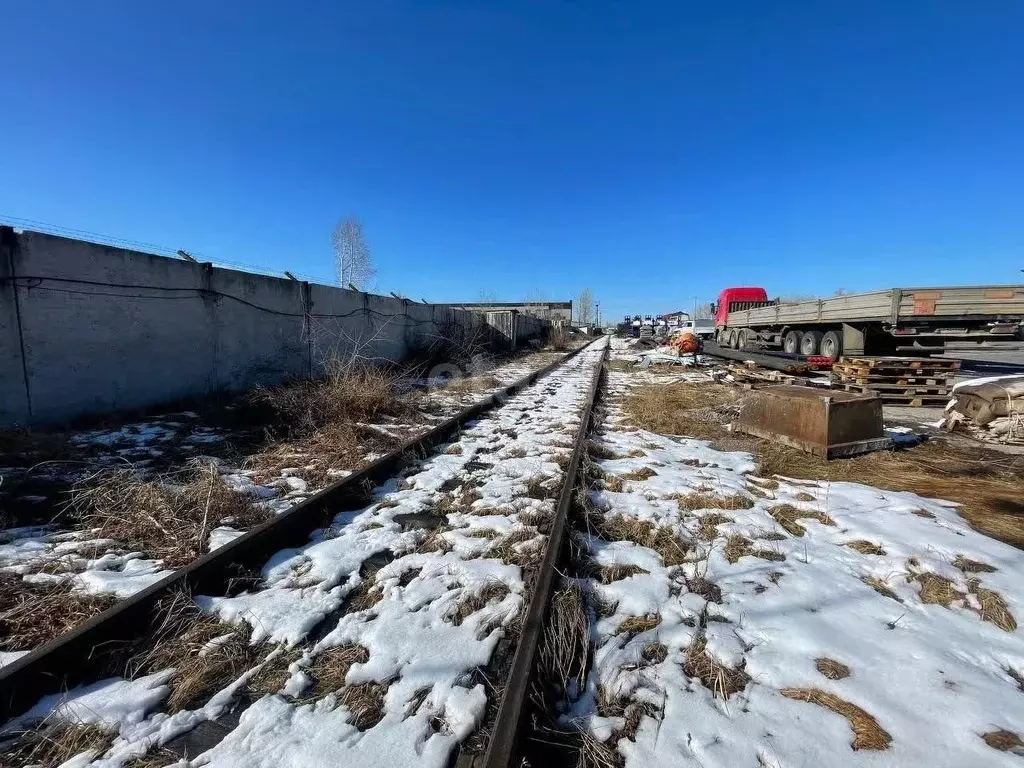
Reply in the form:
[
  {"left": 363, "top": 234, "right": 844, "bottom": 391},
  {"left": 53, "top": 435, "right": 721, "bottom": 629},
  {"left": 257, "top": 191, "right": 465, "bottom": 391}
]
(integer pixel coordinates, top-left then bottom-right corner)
[{"left": 1, "top": 1, "right": 1022, "bottom": 321}]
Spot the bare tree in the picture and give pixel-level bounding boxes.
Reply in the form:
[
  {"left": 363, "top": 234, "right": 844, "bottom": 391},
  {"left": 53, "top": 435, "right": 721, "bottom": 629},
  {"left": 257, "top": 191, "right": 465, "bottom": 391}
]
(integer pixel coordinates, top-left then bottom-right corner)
[
  {"left": 576, "top": 289, "right": 595, "bottom": 325},
  {"left": 477, "top": 290, "right": 500, "bottom": 304},
  {"left": 695, "top": 302, "right": 715, "bottom": 319},
  {"left": 332, "top": 215, "right": 376, "bottom": 290}
]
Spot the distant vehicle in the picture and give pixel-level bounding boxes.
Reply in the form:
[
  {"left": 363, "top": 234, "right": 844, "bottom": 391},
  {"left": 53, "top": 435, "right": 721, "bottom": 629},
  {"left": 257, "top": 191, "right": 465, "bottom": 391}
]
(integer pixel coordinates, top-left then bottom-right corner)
[
  {"left": 714, "top": 285, "right": 1024, "bottom": 357},
  {"left": 677, "top": 318, "right": 715, "bottom": 339}
]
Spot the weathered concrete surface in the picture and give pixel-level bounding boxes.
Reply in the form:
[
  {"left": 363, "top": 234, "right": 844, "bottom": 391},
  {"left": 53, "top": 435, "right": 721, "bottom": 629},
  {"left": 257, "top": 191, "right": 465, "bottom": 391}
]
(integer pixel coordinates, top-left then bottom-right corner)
[{"left": 0, "top": 229, "right": 547, "bottom": 426}]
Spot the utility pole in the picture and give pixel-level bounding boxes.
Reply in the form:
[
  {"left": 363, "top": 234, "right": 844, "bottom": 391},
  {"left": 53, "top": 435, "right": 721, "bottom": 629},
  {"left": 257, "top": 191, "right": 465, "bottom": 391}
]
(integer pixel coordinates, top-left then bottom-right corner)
[{"left": 596, "top": 302, "right": 601, "bottom": 329}]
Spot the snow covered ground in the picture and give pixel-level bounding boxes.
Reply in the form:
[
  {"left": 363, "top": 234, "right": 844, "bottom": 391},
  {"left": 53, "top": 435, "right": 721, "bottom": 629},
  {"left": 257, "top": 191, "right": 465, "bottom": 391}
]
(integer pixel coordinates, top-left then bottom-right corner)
[
  {"left": 1, "top": 340, "right": 607, "bottom": 767},
  {"left": 0, "top": 348, "right": 573, "bottom": 659},
  {"left": 562, "top": 366, "right": 1024, "bottom": 766}
]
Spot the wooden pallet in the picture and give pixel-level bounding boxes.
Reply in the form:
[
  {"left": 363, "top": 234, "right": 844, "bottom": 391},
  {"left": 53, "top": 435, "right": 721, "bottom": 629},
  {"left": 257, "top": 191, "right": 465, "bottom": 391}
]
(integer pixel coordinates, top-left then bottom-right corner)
[
  {"left": 837, "top": 357, "right": 960, "bottom": 372},
  {"left": 835, "top": 382, "right": 951, "bottom": 395},
  {"left": 838, "top": 381, "right": 951, "bottom": 406},
  {"left": 876, "top": 395, "right": 950, "bottom": 407},
  {"left": 832, "top": 356, "right": 960, "bottom": 406},
  {"left": 831, "top": 376, "right": 950, "bottom": 387}
]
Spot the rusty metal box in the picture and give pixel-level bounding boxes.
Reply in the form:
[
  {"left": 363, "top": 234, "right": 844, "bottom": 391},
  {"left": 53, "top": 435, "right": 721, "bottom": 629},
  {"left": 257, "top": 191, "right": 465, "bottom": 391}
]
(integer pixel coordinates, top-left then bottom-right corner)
[{"left": 733, "top": 385, "right": 893, "bottom": 459}]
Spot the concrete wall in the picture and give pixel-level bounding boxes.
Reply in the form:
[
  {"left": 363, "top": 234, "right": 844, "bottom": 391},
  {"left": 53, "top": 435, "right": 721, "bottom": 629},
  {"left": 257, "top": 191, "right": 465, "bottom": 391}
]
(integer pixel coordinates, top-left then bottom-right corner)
[{"left": 0, "top": 228, "right": 548, "bottom": 426}]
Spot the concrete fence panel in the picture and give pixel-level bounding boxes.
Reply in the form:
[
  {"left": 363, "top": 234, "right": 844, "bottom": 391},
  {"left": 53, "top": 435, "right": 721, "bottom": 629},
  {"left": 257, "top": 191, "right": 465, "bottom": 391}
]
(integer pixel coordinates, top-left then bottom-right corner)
[{"left": 0, "top": 228, "right": 550, "bottom": 426}]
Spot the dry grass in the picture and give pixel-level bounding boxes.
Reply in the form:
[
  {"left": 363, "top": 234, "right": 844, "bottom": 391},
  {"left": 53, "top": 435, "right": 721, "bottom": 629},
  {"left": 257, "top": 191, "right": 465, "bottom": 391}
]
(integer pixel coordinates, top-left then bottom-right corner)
[
  {"left": 0, "top": 721, "right": 114, "bottom": 767},
  {"left": 546, "top": 326, "right": 572, "bottom": 351},
  {"left": 845, "top": 540, "right": 886, "bottom": 556},
  {"left": 861, "top": 575, "right": 902, "bottom": 603},
  {"left": 915, "top": 572, "right": 959, "bottom": 607},
  {"left": 587, "top": 440, "right": 623, "bottom": 460},
  {"left": 622, "top": 466, "right": 658, "bottom": 481},
  {"left": 619, "top": 700, "right": 660, "bottom": 742},
  {"left": 781, "top": 688, "right": 891, "bottom": 750},
  {"left": 723, "top": 534, "right": 785, "bottom": 564},
  {"left": 418, "top": 526, "right": 454, "bottom": 554},
  {"left": 248, "top": 421, "right": 404, "bottom": 487},
  {"left": 308, "top": 644, "right": 370, "bottom": 696},
  {"left": 675, "top": 492, "right": 754, "bottom": 512},
  {"left": 131, "top": 591, "right": 260, "bottom": 712},
  {"left": 603, "top": 475, "right": 625, "bottom": 492},
  {"left": 594, "top": 514, "right": 688, "bottom": 566},
  {"left": 446, "top": 582, "right": 511, "bottom": 626},
  {"left": 616, "top": 613, "right": 661, "bottom": 641},
  {"left": 0, "top": 575, "right": 116, "bottom": 652},
  {"left": 816, "top": 657, "right": 851, "bottom": 680},
  {"left": 621, "top": 382, "right": 742, "bottom": 440},
  {"left": 683, "top": 635, "right": 750, "bottom": 699},
  {"left": 253, "top": 357, "right": 407, "bottom": 436},
  {"left": 248, "top": 647, "right": 307, "bottom": 696},
  {"left": 983, "top": 729, "right": 1024, "bottom": 751},
  {"left": 642, "top": 641, "right": 669, "bottom": 664},
  {"left": 66, "top": 462, "right": 268, "bottom": 568},
  {"left": 539, "top": 586, "right": 590, "bottom": 700},
  {"left": 756, "top": 440, "right": 1024, "bottom": 549},
  {"left": 122, "top": 747, "right": 181, "bottom": 767},
  {"left": 954, "top": 554, "right": 997, "bottom": 573},
  {"left": 794, "top": 492, "right": 817, "bottom": 502},
  {"left": 696, "top": 513, "right": 732, "bottom": 541},
  {"left": 968, "top": 579, "right": 1017, "bottom": 632},
  {"left": 338, "top": 681, "right": 389, "bottom": 730},
  {"left": 768, "top": 504, "right": 835, "bottom": 537},
  {"left": 597, "top": 563, "right": 649, "bottom": 584},
  {"left": 686, "top": 576, "right": 723, "bottom": 603},
  {"left": 490, "top": 529, "right": 540, "bottom": 567}
]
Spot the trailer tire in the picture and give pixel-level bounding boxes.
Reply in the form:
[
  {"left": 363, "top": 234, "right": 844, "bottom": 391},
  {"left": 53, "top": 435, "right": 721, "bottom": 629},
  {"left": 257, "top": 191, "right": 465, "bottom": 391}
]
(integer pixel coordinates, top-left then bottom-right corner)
[
  {"left": 820, "top": 331, "right": 842, "bottom": 359},
  {"left": 783, "top": 330, "right": 802, "bottom": 354},
  {"left": 731, "top": 329, "right": 743, "bottom": 349},
  {"left": 800, "top": 330, "right": 823, "bottom": 355}
]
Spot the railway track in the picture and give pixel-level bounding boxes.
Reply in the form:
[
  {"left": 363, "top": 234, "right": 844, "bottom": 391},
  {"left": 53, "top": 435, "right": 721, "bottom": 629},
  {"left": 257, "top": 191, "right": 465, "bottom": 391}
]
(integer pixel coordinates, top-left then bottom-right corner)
[{"left": 1, "top": 338, "right": 609, "bottom": 768}]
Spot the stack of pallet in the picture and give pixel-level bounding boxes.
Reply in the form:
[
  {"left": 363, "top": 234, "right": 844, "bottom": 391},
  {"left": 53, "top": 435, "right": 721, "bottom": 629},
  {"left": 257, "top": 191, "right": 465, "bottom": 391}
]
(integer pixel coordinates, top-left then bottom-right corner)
[{"left": 832, "top": 356, "right": 961, "bottom": 406}]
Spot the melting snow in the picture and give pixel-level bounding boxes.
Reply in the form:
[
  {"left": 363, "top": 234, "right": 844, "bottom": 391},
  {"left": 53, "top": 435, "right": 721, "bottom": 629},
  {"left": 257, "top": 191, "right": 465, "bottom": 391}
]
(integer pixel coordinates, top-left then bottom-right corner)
[{"left": 564, "top": 366, "right": 1024, "bottom": 768}]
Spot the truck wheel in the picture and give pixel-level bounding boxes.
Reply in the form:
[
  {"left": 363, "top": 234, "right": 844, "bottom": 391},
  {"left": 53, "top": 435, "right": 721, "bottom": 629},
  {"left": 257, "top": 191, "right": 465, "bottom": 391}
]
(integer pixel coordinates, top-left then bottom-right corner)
[
  {"left": 800, "top": 330, "right": 823, "bottom": 355},
  {"left": 820, "top": 331, "right": 842, "bottom": 359},
  {"left": 783, "top": 330, "right": 802, "bottom": 354},
  {"left": 731, "top": 329, "right": 743, "bottom": 349}
]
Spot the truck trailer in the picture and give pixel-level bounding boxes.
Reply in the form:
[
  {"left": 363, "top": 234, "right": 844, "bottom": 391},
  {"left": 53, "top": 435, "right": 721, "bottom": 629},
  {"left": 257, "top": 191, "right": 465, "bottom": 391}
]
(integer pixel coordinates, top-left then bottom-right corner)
[{"left": 714, "top": 285, "right": 1024, "bottom": 358}]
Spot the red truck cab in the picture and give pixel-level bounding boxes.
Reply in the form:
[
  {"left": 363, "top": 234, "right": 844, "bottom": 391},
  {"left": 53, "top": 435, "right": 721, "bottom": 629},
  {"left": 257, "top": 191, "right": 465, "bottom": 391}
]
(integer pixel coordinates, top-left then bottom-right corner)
[{"left": 714, "top": 287, "right": 771, "bottom": 327}]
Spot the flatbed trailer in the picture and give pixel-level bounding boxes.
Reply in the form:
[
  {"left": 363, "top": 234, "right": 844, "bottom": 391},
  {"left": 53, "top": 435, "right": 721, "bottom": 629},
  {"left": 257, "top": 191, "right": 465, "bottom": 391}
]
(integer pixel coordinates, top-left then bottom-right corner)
[{"left": 715, "top": 285, "right": 1024, "bottom": 358}]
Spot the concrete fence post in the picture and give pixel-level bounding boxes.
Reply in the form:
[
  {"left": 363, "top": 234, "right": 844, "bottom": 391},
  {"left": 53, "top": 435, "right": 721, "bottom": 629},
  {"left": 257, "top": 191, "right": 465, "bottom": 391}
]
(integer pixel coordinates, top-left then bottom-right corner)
[{"left": 0, "top": 227, "right": 32, "bottom": 425}]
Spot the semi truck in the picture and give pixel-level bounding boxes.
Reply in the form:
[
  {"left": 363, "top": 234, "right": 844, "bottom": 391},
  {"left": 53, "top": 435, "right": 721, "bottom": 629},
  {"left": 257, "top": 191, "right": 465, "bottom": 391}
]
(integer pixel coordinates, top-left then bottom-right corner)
[{"left": 713, "top": 285, "right": 1024, "bottom": 358}]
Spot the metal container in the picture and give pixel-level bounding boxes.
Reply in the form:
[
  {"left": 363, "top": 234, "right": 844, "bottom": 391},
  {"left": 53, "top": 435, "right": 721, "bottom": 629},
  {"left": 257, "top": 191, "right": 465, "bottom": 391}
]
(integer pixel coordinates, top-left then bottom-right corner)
[{"left": 733, "top": 385, "right": 892, "bottom": 459}]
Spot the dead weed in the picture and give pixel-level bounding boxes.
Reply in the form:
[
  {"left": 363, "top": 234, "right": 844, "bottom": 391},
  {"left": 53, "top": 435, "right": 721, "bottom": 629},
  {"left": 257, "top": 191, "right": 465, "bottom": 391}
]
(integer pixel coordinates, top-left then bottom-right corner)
[{"left": 781, "top": 688, "right": 891, "bottom": 750}]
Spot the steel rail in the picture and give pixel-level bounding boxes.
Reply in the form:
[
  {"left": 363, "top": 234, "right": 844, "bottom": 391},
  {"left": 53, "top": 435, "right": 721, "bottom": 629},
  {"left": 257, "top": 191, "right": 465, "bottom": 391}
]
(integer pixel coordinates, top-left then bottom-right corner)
[
  {"left": 0, "top": 343, "right": 595, "bottom": 723},
  {"left": 476, "top": 342, "right": 608, "bottom": 768}
]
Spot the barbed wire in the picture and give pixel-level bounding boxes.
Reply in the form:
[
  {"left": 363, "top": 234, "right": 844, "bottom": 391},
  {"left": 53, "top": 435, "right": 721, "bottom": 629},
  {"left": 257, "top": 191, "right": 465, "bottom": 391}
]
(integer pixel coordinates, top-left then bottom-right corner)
[{"left": 0, "top": 214, "right": 330, "bottom": 285}]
